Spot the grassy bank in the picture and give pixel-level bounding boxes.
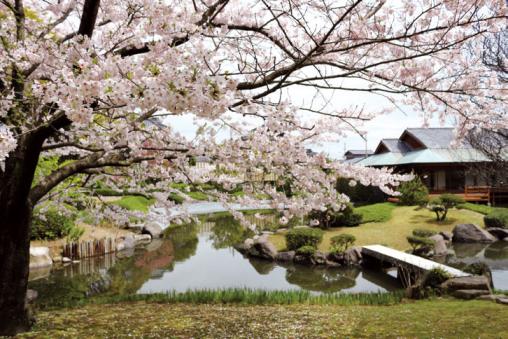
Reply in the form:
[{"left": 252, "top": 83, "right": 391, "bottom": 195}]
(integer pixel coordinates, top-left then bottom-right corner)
[
  {"left": 270, "top": 205, "right": 485, "bottom": 251},
  {"left": 111, "top": 195, "right": 155, "bottom": 212},
  {"left": 21, "top": 299, "right": 508, "bottom": 338},
  {"left": 46, "top": 289, "right": 404, "bottom": 310}
]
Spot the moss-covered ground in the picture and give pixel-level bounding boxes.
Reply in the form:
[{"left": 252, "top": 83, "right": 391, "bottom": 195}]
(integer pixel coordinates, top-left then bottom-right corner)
[
  {"left": 270, "top": 205, "right": 485, "bottom": 251},
  {"left": 19, "top": 299, "right": 508, "bottom": 338}
]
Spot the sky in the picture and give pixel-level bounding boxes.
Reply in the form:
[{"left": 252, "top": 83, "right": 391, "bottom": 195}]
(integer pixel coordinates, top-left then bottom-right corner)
[{"left": 169, "top": 72, "right": 456, "bottom": 160}]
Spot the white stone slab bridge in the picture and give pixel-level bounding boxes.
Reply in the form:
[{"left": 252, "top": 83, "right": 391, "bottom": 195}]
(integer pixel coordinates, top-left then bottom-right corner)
[{"left": 362, "top": 244, "right": 470, "bottom": 287}]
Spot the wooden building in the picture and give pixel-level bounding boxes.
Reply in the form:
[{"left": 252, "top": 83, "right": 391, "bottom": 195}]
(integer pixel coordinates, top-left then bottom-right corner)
[{"left": 357, "top": 128, "right": 508, "bottom": 204}]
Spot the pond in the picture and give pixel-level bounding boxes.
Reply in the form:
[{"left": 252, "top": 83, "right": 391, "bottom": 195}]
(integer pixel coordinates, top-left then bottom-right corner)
[
  {"left": 446, "top": 241, "right": 508, "bottom": 290},
  {"left": 28, "top": 214, "right": 401, "bottom": 308},
  {"left": 29, "top": 214, "right": 508, "bottom": 308}
]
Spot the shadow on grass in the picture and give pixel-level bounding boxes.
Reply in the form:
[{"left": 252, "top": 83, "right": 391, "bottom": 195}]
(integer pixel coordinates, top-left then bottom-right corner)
[{"left": 409, "top": 214, "right": 458, "bottom": 226}]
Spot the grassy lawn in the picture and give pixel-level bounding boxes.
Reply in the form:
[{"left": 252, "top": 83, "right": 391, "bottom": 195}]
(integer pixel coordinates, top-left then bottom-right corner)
[
  {"left": 111, "top": 196, "right": 155, "bottom": 212},
  {"left": 186, "top": 191, "right": 210, "bottom": 201},
  {"left": 356, "top": 202, "right": 396, "bottom": 223},
  {"left": 270, "top": 205, "right": 485, "bottom": 251},
  {"left": 459, "top": 202, "right": 508, "bottom": 215},
  {"left": 21, "top": 299, "right": 508, "bottom": 338}
]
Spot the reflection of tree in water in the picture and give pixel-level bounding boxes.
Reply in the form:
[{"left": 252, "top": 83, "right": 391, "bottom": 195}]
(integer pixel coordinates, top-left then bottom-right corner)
[
  {"left": 28, "top": 271, "right": 99, "bottom": 310},
  {"left": 485, "top": 241, "right": 508, "bottom": 260},
  {"left": 164, "top": 223, "right": 199, "bottom": 262},
  {"left": 285, "top": 265, "right": 360, "bottom": 293},
  {"left": 206, "top": 215, "right": 254, "bottom": 249}
]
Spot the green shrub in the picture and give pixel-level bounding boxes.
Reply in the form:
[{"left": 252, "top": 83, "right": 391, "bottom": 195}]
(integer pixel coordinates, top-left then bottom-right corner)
[
  {"left": 330, "top": 234, "right": 356, "bottom": 253},
  {"left": 484, "top": 209, "right": 508, "bottom": 229},
  {"left": 307, "top": 208, "right": 337, "bottom": 229},
  {"left": 407, "top": 235, "right": 435, "bottom": 252},
  {"left": 336, "top": 205, "right": 363, "bottom": 227},
  {"left": 168, "top": 192, "right": 185, "bottom": 204},
  {"left": 296, "top": 245, "right": 316, "bottom": 257},
  {"left": 67, "top": 226, "right": 85, "bottom": 242},
  {"left": 427, "top": 194, "right": 464, "bottom": 221},
  {"left": 398, "top": 176, "right": 429, "bottom": 206},
  {"left": 308, "top": 203, "right": 362, "bottom": 228},
  {"left": 31, "top": 209, "right": 77, "bottom": 241},
  {"left": 285, "top": 228, "right": 323, "bottom": 250},
  {"left": 412, "top": 229, "right": 437, "bottom": 238},
  {"left": 422, "top": 268, "right": 452, "bottom": 288},
  {"left": 336, "top": 177, "right": 386, "bottom": 205}
]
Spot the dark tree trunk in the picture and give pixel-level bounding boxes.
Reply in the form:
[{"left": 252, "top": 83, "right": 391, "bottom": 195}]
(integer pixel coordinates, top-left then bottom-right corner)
[{"left": 0, "top": 133, "right": 44, "bottom": 336}]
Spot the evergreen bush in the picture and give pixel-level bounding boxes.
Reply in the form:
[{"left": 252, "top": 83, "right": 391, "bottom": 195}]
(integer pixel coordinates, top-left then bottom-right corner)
[
  {"left": 330, "top": 234, "right": 356, "bottom": 253},
  {"left": 285, "top": 228, "right": 323, "bottom": 250},
  {"left": 398, "top": 176, "right": 429, "bottom": 206},
  {"left": 296, "top": 245, "right": 316, "bottom": 257},
  {"left": 31, "top": 209, "right": 77, "bottom": 241},
  {"left": 484, "top": 209, "right": 508, "bottom": 229},
  {"left": 412, "top": 229, "right": 437, "bottom": 238},
  {"left": 427, "top": 194, "right": 464, "bottom": 221}
]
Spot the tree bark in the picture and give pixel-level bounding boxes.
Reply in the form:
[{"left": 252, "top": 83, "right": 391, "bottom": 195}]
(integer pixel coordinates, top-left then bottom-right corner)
[{"left": 0, "top": 134, "right": 44, "bottom": 336}]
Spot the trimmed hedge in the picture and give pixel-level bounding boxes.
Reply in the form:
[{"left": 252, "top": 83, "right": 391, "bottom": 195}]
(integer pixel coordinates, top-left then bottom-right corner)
[
  {"left": 412, "top": 229, "right": 437, "bottom": 238},
  {"left": 484, "top": 209, "right": 508, "bottom": 229},
  {"left": 296, "top": 245, "right": 316, "bottom": 257},
  {"left": 285, "top": 228, "right": 323, "bottom": 251},
  {"left": 407, "top": 235, "right": 435, "bottom": 252}
]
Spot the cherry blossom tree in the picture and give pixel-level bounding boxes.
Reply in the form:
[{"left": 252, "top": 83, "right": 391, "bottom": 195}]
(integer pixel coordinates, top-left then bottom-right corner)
[{"left": 0, "top": 0, "right": 506, "bottom": 334}]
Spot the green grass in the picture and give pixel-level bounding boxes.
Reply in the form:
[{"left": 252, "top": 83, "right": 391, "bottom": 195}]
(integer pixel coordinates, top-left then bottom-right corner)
[
  {"left": 186, "top": 191, "right": 209, "bottom": 201},
  {"left": 111, "top": 195, "right": 155, "bottom": 212},
  {"left": 356, "top": 202, "right": 396, "bottom": 223},
  {"left": 22, "top": 299, "right": 508, "bottom": 338},
  {"left": 458, "top": 202, "right": 495, "bottom": 215},
  {"left": 270, "top": 205, "right": 485, "bottom": 251},
  {"left": 76, "top": 289, "right": 404, "bottom": 308},
  {"left": 459, "top": 202, "right": 508, "bottom": 216}
]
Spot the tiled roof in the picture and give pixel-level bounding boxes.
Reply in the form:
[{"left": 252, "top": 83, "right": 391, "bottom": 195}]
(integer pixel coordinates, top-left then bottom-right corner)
[
  {"left": 344, "top": 150, "right": 373, "bottom": 155},
  {"left": 404, "top": 128, "right": 472, "bottom": 149},
  {"left": 378, "top": 139, "right": 411, "bottom": 153}
]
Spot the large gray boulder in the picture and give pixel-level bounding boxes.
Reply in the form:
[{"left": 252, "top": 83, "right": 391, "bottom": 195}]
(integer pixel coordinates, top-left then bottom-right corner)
[
  {"left": 143, "top": 222, "right": 163, "bottom": 238},
  {"left": 439, "top": 231, "right": 453, "bottom": 241},
  {"left": 275, "top": 251, "right": 295, "bottom": 262},
  {"left": 343, "top": 247, "right": 362, "bottom": 265},
  {"left": 486, "top": 227, "right": 508, "bottom": 240},
  {"left": 429, "top": 234, "right": 448, "bottom": 256},
  {"left": 134, "top": 234, "right": 152, "bottom": 245},
  {"left": 29, "top": 247, "right": 53, "bottom": 269},
  {"left": 452, "top": 224, "right": 496, "bottom": 243},
  {"left": 314, "top": 251, "right": 327, "bottom": 265},
  {"left": 248, "top": 236, "right": 278, "bottom": 260},
  {"left": 440, "top": 276, "right": 491, "bottom": 292},
  {"left": 116, "top": 235, "right": 136, "bottom": 251},
  {"left": 234, "top": 238, "right": 254, "bottom": 254}
]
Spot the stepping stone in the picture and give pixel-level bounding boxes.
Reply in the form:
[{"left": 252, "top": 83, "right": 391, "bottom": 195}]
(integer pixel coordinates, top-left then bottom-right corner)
[
  {"left": 452, "top": 289, "right": 490, "bottom": 300},
  {"left": 496, "top": 297, "right": 508, "bottom": 305}
]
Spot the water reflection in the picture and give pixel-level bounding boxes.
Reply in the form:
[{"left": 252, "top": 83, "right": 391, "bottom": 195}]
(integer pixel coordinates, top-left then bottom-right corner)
[
  {"left": 447, "top": 241, "right": 508, "bottom": 290},
  {"left": 30, "top": 214, "right": 404, "bottom": 308}
]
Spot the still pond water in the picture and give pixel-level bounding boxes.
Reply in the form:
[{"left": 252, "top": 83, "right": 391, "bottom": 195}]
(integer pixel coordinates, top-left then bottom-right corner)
[{"left": 29, "top": 214, "right": 508, "bottom": 308}]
